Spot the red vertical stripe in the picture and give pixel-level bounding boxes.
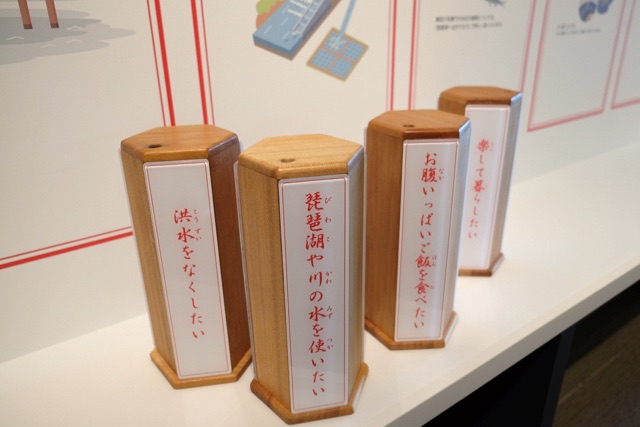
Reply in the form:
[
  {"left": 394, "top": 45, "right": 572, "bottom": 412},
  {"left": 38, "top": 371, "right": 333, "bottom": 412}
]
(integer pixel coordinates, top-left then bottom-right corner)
[
  {"left": 146, "top": 0, "right": 167, "bottom": 126},
  {"left": 191, "top": 0, "right": 208, "bottom": 125},
  {"left": 387, "top": 0, "right": 398, "bottom": 111},
  {"left": 200, "top": 0, "right": 215, "bottom": 124},
  {"left": 408, "top": 0, "right": 419, "bottom": 110},
  {"left": 154, "top": 0, "right": 176, "bottom": 126}
]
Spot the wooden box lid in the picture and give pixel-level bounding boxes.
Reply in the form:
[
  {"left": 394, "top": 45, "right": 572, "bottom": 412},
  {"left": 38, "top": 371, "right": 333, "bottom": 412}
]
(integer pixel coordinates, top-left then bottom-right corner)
[
  {"left": 238, "top": 134, "right": 362, "bottom": 180},
  {"left": 121, "top": 125, "right": 238, "bottom": 162},
  {"left": 438, "top": 86, "right": 521, "bottom": 115},
  {"left": 367, "top": 109, "right": 469, "bottom": 141}
]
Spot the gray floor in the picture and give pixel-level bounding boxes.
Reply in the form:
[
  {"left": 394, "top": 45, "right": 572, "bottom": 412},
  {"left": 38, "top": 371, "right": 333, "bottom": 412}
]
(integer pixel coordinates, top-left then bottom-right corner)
[{"left": 553, "top": 283, "right": 640, "bottom": 427}]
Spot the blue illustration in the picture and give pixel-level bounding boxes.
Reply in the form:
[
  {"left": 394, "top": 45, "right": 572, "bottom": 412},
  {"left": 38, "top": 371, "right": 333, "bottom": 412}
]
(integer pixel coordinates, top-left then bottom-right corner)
[
  {"left": 579, "top": 0, "right": 613, "bottom": 22},
  {"left": 253, "top": 0, "right": 338, "bottom": 59}
]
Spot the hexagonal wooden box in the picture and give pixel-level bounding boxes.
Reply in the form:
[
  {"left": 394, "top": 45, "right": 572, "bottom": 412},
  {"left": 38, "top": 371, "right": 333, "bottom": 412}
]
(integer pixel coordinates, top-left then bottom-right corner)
[
  {"left": 439, "top": 86, "right": 522, "bottom": 276},
  {"left": 236, "top": 134, "right": 367, "bottom": 424},
  {"left": 121, "top": 125, "right": 251, "bottom": 388},
  {"left": 364, "top": 110, "right": 470, "bottom": 350}
]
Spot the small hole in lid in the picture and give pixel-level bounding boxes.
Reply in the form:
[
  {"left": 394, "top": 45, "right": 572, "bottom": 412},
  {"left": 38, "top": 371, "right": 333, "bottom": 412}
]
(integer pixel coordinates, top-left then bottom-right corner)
[
  {"left": 148, "top": 144, "right": 162, "bottom": 148},
  {"left": 281, "top": 158, "right": 295, "bottom": 163},
  {"left": 402, "top": 124, "right": 415, "bottom": 128}
]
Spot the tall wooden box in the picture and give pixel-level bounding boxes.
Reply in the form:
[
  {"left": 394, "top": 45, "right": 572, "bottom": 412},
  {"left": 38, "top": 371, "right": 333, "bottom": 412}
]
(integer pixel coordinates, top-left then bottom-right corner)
[
  {"left": 236, "top": 134, "right": 368, "bottom": 424},
  {"left": 439, "top": 86, "right": 522, "bottom": 276},
  {"left": 364, "top": 110, "right": 471, "bottom": 350},
  {"left": 120, "top": 125, "right": 251, "bottom": 388}
]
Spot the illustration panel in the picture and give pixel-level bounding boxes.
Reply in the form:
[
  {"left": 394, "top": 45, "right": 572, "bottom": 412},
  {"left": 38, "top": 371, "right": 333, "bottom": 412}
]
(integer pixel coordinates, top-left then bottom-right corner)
[
  {"left": 528, "top": 0, "right": 624, "bottom": 130},
  {"left": 612, "top": 0, "right": 640, "bottom": 109},
  {"left": 387, "top": 0, "right": 535, "bottom": 111}
]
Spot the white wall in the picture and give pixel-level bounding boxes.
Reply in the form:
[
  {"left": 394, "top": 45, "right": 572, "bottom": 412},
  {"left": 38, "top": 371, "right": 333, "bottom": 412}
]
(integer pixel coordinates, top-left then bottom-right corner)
[{"left": 1, "top": 0, "right": 638, "bottom": 362}]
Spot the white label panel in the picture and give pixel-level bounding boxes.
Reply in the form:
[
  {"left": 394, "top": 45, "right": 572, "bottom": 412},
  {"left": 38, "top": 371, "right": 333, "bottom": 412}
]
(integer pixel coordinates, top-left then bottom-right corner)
[
  {"left": 279, "top": 176, "right": 349, "bottom": 414},
  {"left": 395, "top": 140, "right": 459, "bottom": 341},
  {"left": 145, "top": 160, "right": 231, "bottom": 378},
  {"left": 459, "top": 106, "right": 510, "bottom": 270}
]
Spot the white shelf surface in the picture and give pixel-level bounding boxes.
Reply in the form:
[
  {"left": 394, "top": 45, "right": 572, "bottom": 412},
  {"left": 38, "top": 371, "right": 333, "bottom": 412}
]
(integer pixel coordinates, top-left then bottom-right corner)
[{"left": 2, "top": 141, "right": 639, "bottom": 427}]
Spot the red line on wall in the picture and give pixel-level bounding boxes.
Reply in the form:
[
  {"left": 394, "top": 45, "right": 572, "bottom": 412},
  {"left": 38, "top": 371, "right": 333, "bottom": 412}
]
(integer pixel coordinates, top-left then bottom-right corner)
[
  {"left": 0, "top": 228, "right": 134, "bottom": 270},
  {"left": 518, "top": 0, "right": 538, "bottom": 91},
  {"left": 191, "top": 0, "right": 208, "bottom": 125},
  {"left": 600, "top": 0, "right": 628, "bottom": 113},
  {"left": 154, "top": 0, "right": 176, "bottom": 126},
  {"left": 200, "top": 0, "right": 215, "bottom": 124},
  {"left": 387, "top": 0, "right": 397, "bottom": 111},
  {"left": 408, "top": 0, "right": 419, "bottom": 110},
  {"left": 529, "top": 0, "right": 626, "bottom": 131},
  {"left": 611, "top": 0, "right": 638, "bottom": 109},
  {"left": 527, "top": 0, "right": 552, "bottom": 131},
  {"left": 146, "top": 0, "right": 167, "bottom": 126}
]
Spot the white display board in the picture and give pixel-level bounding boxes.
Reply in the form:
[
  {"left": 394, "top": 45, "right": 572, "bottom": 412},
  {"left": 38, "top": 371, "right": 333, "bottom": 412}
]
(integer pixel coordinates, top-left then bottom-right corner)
[
  {"left": 279, "top": 175, "right": 350, "bottom": 413},
  {"left": 611, "top": 0, "right": 640, "bottom": 109},
  {"left": 2, "top": 0, "right": 639, "bottom": 363},
  {"left": 458, "top": 105, "right": 510, "bottom": 271},
  {"left": 395, "top": 140, "right": 459, "bottom": 341},
  {"left": 403, "top": 0, "right": 536, "bottom": 110},
  {"left": 145, "top": 160, "right": 231, "bottom": 378},
  {"left": 528, "top": 0, "right": 624, "bottom": 130}
]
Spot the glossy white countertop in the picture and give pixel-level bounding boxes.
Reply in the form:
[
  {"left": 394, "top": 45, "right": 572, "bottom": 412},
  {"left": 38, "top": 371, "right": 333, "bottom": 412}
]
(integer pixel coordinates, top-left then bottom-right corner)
[{"left": 2, "top": 142, "right": 639, "bottom": 427}]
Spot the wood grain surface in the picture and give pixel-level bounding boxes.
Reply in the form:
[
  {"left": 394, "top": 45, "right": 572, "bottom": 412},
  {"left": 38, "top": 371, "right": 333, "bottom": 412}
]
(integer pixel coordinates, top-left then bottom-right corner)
[
  {"left": 364, "top": 110, "right": 469, "bottom": 350},
  {"left": 439, "top": 86, "right": 522, "bottom": 276},
  {"left": 238, "top": 135, "right": 367, "bottom": 423},
  {"left": 121, "top": 125, "right": 251, "bottom": 388}
]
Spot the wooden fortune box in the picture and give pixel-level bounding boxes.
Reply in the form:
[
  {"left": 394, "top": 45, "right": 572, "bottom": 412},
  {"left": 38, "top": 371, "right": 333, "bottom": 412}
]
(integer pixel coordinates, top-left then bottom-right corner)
[
  {"left": 236, "top": 135, "right": 368, "bottom": 424},
  {"left": 364, "top": 110, "right": 471, "bottom": 350},
  {"left": 120, "top": 125, "right": 251, "bottom": 388},
  {"left": 438, "top": 86, "right": 522, "bottom": 276}
]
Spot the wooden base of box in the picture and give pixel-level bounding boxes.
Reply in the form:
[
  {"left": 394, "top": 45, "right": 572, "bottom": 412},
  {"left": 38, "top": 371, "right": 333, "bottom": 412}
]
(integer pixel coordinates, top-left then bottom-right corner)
[
  {"left": 250, "top": 363, "right": 369, "bottom": 425},
  {"left": 150, "top": 348, "right": 251, "bottom": 389},
  {"left": 365, "top": 312, "right": 458, "bottom": 350},
  {"left": 459, "top": 253, "right": 504, "bottom": 277}
]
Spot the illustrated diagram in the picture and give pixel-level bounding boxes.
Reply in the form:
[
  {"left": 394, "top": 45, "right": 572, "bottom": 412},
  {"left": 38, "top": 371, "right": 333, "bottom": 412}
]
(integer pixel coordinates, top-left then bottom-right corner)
[
  {"left": 253, "top": 0, "right": 340, "bottom": 59},
  {"left": 579, "top": 0, "right": 614, "bottom": 22},
  {"left": 17, "top": 0, "right": 58, "bottom": 29},
  {"left": 307, "top": 0, "right": 367, "bottom": 80}
]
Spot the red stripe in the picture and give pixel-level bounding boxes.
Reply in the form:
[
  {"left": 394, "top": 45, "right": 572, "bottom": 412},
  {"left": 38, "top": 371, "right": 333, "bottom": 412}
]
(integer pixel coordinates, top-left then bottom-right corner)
[
  {"left": 146, "top": 0, "right": 167, "bottom": 126},
  {"left": 611, "top": 0, "right": 636, "bottom": 109},
  {"left": 387, "top": 0, "right": 397, "bottom": 111},
  {"left": 518, "top": 0, "right": 538, "bottom": 91},
  {"left": 527, "top": 0, "right": 551, "bottom": 131},
  {"left": 600, "top": 0, "right": 628, "bottom": 112},
  {"left": 154, "top": 0, "right": 176, "bottom": 126},
  {"left": 408, "top": 0, "right": 419, "bottom": 110},
  {"left": 0, "top": 230, "right": 133, "bottom": 270},
  {"left": 200, "top": 0, "right": 215, "bottom": 124},
  {"left": 191, "top": 0, "right": 208, "bottom": 125}
]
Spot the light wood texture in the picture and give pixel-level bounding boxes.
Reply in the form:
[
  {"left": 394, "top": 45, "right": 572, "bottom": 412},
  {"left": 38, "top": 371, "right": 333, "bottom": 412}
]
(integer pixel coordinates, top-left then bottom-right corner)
[
  {"left": 458, "top": 253, "right": 504, "bottom": 277},
  {"left": 120, "top": 125, "right": 251, "bottom": 388},
  {"left": 439, "top": 86, "right": 522, "bottom": 276},
  {"left": 3, "top": 141, "right": 640, "bottom": 426},
  {"left": 250, "top": 364, "right": 369, "bottom": 425},
  {"left": 437, "top": 86, "right": 520, "bottom": 115},
  {"left": 151, "top": 349, "right": 251, "bottom": 389},
  {"left": 238, "top": 134, "right": 361, "bottom": 179},
  {"left": 237, "top": 135, "right": 367, "bottom": 424},
  {"left": 365, "top": 110, "right": 469, "bottom": 350}
]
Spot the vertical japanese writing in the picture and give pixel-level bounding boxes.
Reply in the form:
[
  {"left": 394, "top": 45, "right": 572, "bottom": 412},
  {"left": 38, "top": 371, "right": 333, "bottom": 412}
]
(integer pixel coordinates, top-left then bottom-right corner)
[
  {"left": 458, "top": 106, "right": 510, "bottom": 271},
  {"left": 396, "top": 141, "right": 458, "bottom": 341},
  {"left": 304, "top": 191, "right": 335, "bottom": 398},
  {"left": 145, "top": 160, "right": 231, "bottom": 379},
  {"left": 173, "top": 208, "right": 207, "bottom": 340},
  {"left": 467, "top": 139, "right": 492, "bottom": 240},
  {"left": 412, "top": 153, "right": 443, "bottom": 331},
  {"left": 280, "top": 176, "right": 349, "bottom": 413}
]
